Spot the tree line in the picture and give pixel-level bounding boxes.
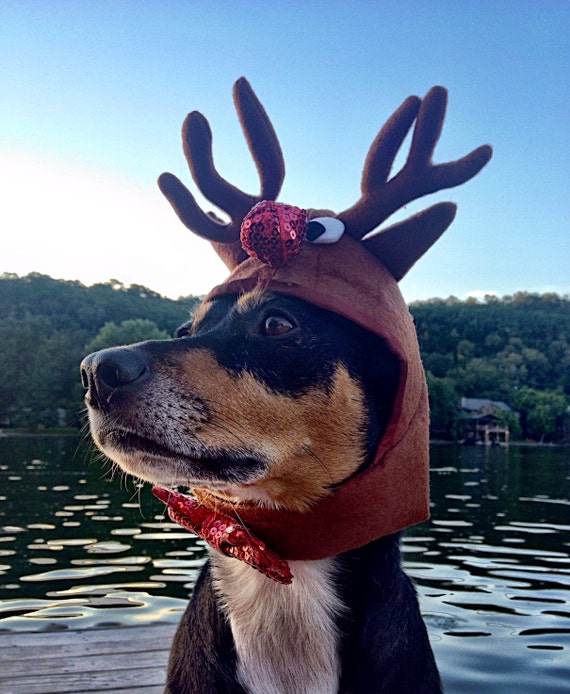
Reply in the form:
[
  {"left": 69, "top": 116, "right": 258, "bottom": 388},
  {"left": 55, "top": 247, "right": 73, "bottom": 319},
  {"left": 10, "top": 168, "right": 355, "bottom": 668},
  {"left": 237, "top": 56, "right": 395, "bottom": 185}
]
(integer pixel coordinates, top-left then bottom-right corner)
[
  {"left": 0, "top": 274, "right": 568, "bottom": 442},
  {"left": 412, "top": 293, "right": 570, "bottom": 442},
  {"left": 0, "top": 273, "right": 198, "bottom": 429}
]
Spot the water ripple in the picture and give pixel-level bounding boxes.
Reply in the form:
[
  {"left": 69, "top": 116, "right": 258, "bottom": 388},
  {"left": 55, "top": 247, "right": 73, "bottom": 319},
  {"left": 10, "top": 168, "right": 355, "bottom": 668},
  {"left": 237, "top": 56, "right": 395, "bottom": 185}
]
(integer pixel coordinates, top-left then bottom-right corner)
[{"left": 1, "top": 438, "right": 569, "bottom": 692}]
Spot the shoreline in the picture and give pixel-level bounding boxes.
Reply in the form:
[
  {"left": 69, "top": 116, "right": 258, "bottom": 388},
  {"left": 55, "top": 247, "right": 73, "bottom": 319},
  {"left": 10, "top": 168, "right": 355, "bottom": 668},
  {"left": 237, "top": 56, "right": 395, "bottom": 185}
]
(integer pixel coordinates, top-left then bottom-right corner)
[{"left": 2, "top": 428, "right": 568, "bottom": 447}]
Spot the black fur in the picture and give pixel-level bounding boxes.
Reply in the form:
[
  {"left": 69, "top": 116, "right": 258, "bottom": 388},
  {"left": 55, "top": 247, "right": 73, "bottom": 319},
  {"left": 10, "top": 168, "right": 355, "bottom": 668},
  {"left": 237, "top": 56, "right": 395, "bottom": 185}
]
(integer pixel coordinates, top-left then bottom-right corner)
[{"left": 337, "top": 536, "right": 441, "bottom": 693}]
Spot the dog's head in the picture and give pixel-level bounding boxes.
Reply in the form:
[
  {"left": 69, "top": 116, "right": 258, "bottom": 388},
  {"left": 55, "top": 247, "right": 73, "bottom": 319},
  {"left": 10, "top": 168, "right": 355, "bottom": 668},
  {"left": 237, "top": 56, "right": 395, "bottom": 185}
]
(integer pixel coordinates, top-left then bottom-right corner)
[
  {"left": 81, "top": 288, "right": 399, "bottom": 513},
  {"left": 82, "top": 79, "right": 491, "bottom": 560}
]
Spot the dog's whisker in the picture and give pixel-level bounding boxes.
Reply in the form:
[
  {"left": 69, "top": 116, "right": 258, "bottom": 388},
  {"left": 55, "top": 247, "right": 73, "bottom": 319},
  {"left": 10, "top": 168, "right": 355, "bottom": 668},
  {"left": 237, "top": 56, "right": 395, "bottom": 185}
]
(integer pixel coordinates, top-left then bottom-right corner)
[{"left": 300, "top": 443, "right": 336, "bottom": 487}]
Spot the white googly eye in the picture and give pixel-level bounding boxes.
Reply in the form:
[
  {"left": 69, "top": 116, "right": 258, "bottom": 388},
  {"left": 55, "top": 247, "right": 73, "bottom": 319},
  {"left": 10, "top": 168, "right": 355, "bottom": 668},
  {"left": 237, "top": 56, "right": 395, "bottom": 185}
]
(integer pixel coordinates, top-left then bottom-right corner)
[{"left": 306, "top": 217, "right": 345, "bottom": 244}]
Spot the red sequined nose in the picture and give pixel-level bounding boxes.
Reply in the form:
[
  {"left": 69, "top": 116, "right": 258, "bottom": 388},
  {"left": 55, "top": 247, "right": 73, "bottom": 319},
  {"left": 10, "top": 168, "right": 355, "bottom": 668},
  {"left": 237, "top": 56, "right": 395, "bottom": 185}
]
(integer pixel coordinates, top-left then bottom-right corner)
[{"left": 240, "top": 201, "right": 307, "bottom": 268}]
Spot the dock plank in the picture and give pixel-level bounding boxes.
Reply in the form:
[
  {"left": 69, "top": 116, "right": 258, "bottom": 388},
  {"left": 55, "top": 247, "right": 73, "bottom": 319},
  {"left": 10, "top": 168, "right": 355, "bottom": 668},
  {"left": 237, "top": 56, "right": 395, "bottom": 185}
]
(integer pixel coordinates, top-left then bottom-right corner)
[
  {"left": 0, "top": 624, "right": 177, "bottom": 694},
  {"left": 0, "top": 623, "right": 176, "bottom": 660}
]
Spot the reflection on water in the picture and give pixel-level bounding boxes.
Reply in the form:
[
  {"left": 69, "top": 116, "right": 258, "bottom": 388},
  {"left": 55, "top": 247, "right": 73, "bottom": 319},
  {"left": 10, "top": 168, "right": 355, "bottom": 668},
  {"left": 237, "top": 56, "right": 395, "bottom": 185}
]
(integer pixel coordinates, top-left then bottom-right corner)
[
  {"left": 0, "top": 437, "right": 569, "bottom": 692},
  {"left": 406, "top": 445, "right": 570, "bottom": 693},
  {"left": 0, "top": 436, "right": 203, "bottom": 630}
]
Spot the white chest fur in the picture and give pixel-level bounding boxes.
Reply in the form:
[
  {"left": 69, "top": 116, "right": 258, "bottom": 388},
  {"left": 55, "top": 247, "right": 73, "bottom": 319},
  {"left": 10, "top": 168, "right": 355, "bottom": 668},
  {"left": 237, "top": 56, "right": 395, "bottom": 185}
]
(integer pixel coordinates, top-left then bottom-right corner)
[{"left": 211, "top": 555, "right": 344, "bottom": 694}]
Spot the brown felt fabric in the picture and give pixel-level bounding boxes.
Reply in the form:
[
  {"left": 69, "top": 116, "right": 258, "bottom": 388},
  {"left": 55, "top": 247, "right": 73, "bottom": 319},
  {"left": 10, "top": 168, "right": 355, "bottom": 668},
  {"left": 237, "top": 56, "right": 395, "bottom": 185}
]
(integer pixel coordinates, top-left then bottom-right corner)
[
  {"left": 192, "top": 233, "right": 431, "bottom": 560},
  {"left": 159, "top": 78, "right": 492, "bottom": 561}
]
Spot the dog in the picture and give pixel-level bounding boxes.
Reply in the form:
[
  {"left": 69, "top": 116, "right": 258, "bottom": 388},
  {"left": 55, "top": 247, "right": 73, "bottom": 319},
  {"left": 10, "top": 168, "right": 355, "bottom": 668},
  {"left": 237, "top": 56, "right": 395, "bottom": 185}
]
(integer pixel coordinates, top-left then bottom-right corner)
[
  {"left": 81, "top": 288, "right": 441, "bottom": 693},
  {"left": 81, "top": 77, "right": 491, "bottom": 692}
]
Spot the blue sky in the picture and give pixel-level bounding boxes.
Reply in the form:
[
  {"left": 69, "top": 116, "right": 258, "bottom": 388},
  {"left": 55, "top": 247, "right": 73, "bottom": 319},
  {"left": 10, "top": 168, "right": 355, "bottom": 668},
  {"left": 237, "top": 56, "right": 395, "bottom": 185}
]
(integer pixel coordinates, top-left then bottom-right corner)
[{"left": 1, "top": 1, "right": 568, "bottom": 302}]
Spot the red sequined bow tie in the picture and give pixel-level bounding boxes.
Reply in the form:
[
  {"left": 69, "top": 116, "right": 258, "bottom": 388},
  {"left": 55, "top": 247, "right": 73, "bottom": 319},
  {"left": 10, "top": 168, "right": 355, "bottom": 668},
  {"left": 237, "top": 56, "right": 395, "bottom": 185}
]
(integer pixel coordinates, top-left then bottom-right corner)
[{"left": 152, "top": 487, "right": 293, "bottom": 585}]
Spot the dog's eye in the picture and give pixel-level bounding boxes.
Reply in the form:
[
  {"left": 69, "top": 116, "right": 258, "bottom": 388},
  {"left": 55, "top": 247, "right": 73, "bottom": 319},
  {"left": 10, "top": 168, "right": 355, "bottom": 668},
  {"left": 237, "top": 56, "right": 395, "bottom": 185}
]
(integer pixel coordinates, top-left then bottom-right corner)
[{"left": 262, "top": 314, "right": 295, "bottom": 336}]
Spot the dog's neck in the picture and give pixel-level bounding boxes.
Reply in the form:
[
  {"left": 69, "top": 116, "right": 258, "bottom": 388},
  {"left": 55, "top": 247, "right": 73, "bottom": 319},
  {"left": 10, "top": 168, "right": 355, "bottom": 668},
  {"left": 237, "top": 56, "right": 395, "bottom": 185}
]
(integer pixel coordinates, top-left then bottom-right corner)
[{"left": 211, "top": 553, "right": 344, "bottom": 694}]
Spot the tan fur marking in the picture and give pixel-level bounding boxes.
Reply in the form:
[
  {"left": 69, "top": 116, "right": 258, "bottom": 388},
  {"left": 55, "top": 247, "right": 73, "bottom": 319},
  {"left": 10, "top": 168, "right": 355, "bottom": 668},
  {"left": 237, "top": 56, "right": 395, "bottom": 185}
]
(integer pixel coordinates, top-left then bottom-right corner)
[
  {"left": 189, "top": 298, "right": 214, "bottom": 332},
  {"left": 235, "top": 287, "right": 269, "bottom": 315},
  {"left": 191, "top": 288, "right": 269, "bottom": 332},
  {"left": 157, "top": 350, "right": 367, "bottom": 511}
]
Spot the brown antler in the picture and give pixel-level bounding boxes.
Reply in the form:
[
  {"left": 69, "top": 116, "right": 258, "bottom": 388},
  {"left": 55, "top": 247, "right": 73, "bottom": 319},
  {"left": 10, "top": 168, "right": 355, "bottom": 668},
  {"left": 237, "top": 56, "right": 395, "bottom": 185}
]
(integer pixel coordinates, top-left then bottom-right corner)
[
  {"left": 338, "top": 86, "right": 492, "bottom": 279},
  {"left": 158, "top": 77, "right": 285, "bottom": 248},
  {"left": 160, "top": 80, "right": 491, "bottom": 279}
]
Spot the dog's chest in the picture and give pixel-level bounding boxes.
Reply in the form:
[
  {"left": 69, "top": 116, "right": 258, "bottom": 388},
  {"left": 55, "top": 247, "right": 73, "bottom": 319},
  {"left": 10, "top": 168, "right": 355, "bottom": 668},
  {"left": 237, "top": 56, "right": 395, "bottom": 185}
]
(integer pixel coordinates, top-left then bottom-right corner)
[{"left": 211, "top": 555, "right": 344, "bottom": 694}]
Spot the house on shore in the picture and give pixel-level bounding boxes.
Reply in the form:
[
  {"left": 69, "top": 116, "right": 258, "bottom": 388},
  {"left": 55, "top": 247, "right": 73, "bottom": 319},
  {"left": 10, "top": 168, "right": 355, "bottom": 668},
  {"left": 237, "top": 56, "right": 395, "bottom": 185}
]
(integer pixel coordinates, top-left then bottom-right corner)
[{"left": 461, "top": 397, "right": 514, "bottom": 446}]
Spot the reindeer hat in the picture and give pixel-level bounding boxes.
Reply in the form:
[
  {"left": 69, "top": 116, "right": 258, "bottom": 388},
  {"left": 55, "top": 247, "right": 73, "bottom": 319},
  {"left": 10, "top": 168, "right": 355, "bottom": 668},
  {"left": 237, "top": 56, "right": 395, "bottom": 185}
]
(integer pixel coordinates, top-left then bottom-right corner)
[{"left": 158, "top": 78, "right": 492, "bottom": 561}]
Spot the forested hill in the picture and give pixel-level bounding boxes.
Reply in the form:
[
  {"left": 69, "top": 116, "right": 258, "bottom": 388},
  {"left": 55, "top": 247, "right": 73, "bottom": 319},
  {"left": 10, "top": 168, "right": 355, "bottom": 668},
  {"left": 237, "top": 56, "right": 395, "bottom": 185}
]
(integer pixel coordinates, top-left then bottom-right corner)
[
  {"left": 0, "top": 273, "right": 198, "bottom": 429},
  {"left": 409, "top": 293, "right": 570, "bottom": 441},
  {"left": 411, "top": 293, "right": 570, "bottom": 394},
  {"left": 0, "top": 272, "right": 194, "bottom": 332},
  {"left": 0, "top": 274, "right": 568, "bottom": 441}
]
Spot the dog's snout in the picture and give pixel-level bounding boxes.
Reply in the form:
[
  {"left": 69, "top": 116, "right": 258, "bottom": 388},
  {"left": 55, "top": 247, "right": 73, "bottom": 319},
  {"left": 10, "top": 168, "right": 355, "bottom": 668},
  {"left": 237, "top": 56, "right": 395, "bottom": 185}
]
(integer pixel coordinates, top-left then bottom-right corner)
[{"left": 80, "top": 347, "right": 149, "bottom": 407}]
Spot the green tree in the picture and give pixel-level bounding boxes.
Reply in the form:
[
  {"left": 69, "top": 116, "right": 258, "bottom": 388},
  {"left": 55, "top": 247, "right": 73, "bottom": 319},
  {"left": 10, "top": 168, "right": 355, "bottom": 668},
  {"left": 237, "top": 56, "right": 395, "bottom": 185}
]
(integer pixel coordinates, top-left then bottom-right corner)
[
  {"left": 0, "top": 274, "right": 197, "bottom": 429},
  {"left": 513, "top": 387, "right": 569, "bottom": 442},
  {"left": 496, "top": 409, "right": 522, "bottom": 440},
  {"left": 450, "top": 357, "right": 512, "bottom": 402},
  {"left": 85, "top": 319, "right": 169, "bottom": 353},
  {"left": 0, "top": 315, "right": 87, "bottom": 427},
  {"left": 426, "top": 372, "right": 461, "bottom": 439}
]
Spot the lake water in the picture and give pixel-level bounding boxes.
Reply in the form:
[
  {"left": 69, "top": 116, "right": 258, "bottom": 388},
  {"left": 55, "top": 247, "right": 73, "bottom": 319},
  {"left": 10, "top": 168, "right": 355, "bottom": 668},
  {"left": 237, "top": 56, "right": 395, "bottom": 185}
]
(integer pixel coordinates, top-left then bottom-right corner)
[{"left": 0, "top": 436, "right": 568, "bottom": 692}]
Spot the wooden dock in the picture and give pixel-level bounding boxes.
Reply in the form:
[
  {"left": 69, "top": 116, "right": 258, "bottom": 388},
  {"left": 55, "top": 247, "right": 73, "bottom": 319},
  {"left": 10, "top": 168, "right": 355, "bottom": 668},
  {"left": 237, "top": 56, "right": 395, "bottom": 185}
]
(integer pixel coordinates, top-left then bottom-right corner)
[{"left": 0, "top": 623, "right": 177, "bottom": 693}]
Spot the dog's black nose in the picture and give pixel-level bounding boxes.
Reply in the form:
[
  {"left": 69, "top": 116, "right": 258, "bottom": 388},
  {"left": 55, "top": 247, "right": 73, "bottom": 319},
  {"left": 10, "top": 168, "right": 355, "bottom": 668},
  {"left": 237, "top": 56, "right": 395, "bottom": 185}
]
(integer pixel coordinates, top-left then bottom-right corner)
[{"left": 80, "top": 347, "right": 149, "bottom": 408}]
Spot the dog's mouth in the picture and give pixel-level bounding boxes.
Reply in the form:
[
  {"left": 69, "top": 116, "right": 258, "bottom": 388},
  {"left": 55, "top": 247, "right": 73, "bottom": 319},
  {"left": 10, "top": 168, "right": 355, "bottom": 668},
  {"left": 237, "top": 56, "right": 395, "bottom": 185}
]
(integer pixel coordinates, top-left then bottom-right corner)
[
  {"left": 94, "top": 425, "right": 268, "bottom": 490},
  {"left": 101, "top": 428, "right": 179, "bottom": 459}
]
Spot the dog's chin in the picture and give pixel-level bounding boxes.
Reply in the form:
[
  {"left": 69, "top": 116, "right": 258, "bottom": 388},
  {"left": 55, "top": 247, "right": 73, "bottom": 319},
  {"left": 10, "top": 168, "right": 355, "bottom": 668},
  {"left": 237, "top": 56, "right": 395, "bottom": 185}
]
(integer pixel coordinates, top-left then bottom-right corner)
[
  {"left": 210, "top": 483, "right": 281, "bottom": 508},
  {"left": 91, "top": 425, "right": 268, "bottom": 492}
]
